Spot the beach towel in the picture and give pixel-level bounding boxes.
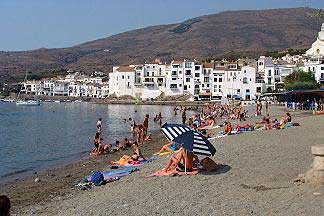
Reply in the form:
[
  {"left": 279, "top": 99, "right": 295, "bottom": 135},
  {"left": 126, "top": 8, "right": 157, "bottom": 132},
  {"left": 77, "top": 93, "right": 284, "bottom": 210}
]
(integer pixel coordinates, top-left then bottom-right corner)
[
  {"left": 86, "top": 168, "right": 139, "bottom": 181},
  {"left": 146, "top": 168, "right": 200, "bottom": 177},
  {"left": 111, "top": 157, "right": 156, "bottom": 168},
  {"left": 157, "top": 150, "right": 180, "bottom": 156}
]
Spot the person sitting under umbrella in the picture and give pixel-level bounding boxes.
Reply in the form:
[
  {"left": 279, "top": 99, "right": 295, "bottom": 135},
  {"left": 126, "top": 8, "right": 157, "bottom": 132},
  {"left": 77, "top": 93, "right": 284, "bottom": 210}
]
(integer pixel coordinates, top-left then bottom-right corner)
[
  {"left": 154, "top": 141, "right": 178, "bottom": 155},
  {"left": 164, "top": 147, "right": 194, "bottom": 172}
]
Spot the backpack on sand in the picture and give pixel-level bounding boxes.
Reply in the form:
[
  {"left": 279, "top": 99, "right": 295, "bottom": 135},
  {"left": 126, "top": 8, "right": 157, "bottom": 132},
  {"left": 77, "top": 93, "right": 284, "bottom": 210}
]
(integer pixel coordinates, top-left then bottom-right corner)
[{"left": 201, "top": 157, "right": 218, "bottom": 172}]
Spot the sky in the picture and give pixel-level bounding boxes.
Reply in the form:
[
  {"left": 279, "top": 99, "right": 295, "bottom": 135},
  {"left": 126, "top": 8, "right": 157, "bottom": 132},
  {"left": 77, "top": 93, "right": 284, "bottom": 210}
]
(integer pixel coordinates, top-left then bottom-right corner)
[{"left": 0, "top": 0, "right": 323, "bottom": 51}]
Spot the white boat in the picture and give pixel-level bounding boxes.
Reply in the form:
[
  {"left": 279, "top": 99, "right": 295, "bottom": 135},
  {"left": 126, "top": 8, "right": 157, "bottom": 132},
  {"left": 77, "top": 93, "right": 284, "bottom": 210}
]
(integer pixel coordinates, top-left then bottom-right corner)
[
  {"left": 16, "top": 100, "right": 41, "bottom": 106},
  {"left": 54, "top": 100, "right": 61, "bottom": 103},
  {"left": 15, "top": 71, "right": 41, "bottom": 106},
  {"left": 1, "top": 99, "right": 15, "bottom": 103}
]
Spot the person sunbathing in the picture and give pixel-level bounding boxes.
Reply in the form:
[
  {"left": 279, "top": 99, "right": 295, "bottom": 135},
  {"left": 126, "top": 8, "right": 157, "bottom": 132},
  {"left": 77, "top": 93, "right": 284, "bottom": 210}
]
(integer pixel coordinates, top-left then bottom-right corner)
[
  {"left": 197, "top": 116, "right": 215, "bottom": 131},
  {"left": 224, "top": 121, "right": 232, "bottom": 135},
  {"left": 164, "top": 147, "right": 194, "bottom": 172},
  {"left": 154, "top": 141, "right": 177, "bottom": 155}
]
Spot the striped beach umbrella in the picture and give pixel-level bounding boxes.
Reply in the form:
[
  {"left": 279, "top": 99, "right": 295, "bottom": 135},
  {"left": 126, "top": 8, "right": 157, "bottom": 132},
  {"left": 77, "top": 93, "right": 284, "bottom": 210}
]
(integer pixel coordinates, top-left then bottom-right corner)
[{"left": 161, "top": 123, "right": 216, "bottom": 156}]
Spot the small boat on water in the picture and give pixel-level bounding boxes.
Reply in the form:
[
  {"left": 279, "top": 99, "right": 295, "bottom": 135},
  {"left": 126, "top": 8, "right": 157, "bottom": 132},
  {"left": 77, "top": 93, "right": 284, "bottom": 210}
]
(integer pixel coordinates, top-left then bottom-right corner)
[
  {"left": 54, "top": 100, "right": 61, "bottom": 103},
  {"left": 1, "top": 99, "right": 15, "bottom": 103},
  {"left": 16, "top": 100, "right": 41, "bottom": 106}
]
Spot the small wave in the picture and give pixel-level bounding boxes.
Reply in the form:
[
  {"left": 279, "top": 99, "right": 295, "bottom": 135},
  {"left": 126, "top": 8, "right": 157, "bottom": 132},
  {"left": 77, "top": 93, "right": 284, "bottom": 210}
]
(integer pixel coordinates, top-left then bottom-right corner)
[{"left": 1, "top": 168, "right": 33, "bottom": 178}]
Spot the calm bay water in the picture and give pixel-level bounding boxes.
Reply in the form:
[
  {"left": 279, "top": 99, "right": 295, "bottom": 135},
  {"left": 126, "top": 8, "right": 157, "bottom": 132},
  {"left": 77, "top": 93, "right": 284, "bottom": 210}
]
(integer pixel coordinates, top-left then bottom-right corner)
[{"left": 0, "top": 102, "right": 188, "bottom": 182}]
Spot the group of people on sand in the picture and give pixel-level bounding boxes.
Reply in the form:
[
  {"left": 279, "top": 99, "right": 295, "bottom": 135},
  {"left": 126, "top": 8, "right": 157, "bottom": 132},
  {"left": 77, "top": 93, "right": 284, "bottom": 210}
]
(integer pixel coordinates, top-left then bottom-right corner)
[{"left": 256, "top": 112, "right": 292, "bottom": 130}]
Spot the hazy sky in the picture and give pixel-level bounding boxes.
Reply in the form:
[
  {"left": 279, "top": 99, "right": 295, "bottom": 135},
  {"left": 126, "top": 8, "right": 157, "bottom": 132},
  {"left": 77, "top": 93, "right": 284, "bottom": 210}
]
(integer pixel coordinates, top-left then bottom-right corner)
[{"left": 0, "top": 0, "right": 323, "bottom": 51}]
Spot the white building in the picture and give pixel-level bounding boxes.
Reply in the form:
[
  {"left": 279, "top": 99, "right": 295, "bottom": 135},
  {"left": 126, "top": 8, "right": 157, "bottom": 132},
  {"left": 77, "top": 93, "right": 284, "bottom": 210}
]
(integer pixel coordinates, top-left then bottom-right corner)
[{"left": 306, "top": 23, "right": 324, "bottom": 57}]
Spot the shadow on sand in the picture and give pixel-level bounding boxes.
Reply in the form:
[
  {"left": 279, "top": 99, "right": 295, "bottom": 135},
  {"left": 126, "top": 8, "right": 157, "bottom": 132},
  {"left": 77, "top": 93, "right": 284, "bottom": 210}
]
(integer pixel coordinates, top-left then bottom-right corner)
[{"left": 200, "top": 164, "right": 232, "bottom": 175}]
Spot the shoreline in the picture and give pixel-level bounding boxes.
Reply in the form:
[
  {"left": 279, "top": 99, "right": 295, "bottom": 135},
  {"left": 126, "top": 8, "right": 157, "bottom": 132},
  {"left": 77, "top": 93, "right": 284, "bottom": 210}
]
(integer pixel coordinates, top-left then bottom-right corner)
[
  {"left": 0, "top": 130, "right": 167, "bottom": 210},
  {"left": 4, "top": 93, "right": 216, "bottom": 106}
]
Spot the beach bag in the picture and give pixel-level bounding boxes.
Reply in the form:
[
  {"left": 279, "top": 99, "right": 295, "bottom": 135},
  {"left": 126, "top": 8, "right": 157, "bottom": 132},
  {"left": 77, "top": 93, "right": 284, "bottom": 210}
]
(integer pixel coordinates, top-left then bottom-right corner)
[
  {"left": 201, "top": 157, "right": 218, "bottom": 172},
  {"left": 91, "top": 172, "right": 104, "bottom": 186}
]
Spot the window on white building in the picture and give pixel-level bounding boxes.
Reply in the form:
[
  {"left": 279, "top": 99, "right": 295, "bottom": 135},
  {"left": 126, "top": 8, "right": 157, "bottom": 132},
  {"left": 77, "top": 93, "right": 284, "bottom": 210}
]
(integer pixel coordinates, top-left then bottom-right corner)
[
  {"left": 186, "top": 78, "right": 190, "bottom": 82},
  {"left": 170, "top": 84, "right": 177, "bottom": 89},
  {"left": 152, "top": 72, "right": 154, "bottom": 76},
  {"left": 172, "top": 78, "right": 176, "bottom": 80},
  {"left": 321, "top": 67, "right": 324, "bottom": 71},
  {"left": 246, "top": 89, "right": 250, "bottom": 93},
  {"left": 185, "top": 62, "right": 192, "bottom": 68},
  {"left": 243, "top": 77, "right": 248, "bottom": 84},
  {"left": 195, "top": 66, "right": 200, "bottom": 70},
  {"left": 172, "top": 71, "right": 177, "bottom": 76},
  {"left": 195, "top": 73, "right": 200, "bottom": 77},
  {"left": 268, "top": 78, "right": 272, "bottom": 85},
  {"left": 207, "top": 84, "right": 210, "bottom": 88},
  {"left": 179, "top": 84, "right": 182, "bottom": 87},
  {"left": 219, "top": 78, "right": 222, "bottom": 82},
  {"left": 204, "top": 77, "right": 209, "bottom": 83},
  {"left": 214, "top": 78, "right": 217, "bottom": 82},
  {"left": 257, "top": 87, "right": 261, "bottom": 93},
  {"left": 128, "top": 76, "right": 130, "bottom": 79},
  {"left": 122, "top": 75, "right": 124, "bottom": 79},
  {"left": 184, "top": 85, "right": 187, "bottom": 90},
  {"left": 268, "top": 70, "right": 271, "bottom": 76}
]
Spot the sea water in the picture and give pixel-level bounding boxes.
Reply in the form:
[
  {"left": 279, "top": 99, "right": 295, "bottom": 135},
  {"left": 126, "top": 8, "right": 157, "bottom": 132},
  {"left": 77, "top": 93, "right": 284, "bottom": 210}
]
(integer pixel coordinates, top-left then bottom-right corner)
[{"left": 0, "top": 102, "right": 190, "bottom": 182}]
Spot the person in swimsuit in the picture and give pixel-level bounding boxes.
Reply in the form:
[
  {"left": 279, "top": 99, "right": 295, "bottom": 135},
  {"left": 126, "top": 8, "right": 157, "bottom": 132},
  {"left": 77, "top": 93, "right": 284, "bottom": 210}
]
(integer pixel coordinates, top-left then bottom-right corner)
[
  {"left": 132, "top": 141, "right": 145, "bottom": 160},
  {"left": 264, "top": 114, "right": 272, "bottom": 130},
  {"left": 96, "top": 118, "right": 102, "bottom": 134},
  {"left": 164, "top": 147, "right": 194, "bottom": 172},
  {"left": 181, "top": 107, "right": 187, "bottom": 125},
  {"left": 224, "top": 121, "right": 232, "bottom": 135},
  {"left": 154, "top": 141, "right": 178, "bottom": 155}
]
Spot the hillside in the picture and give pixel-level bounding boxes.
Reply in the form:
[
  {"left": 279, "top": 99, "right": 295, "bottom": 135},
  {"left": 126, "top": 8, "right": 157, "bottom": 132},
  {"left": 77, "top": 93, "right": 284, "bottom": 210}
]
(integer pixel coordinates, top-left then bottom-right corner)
[{"left": 0, "top": 7, "right": 324, "bottom": 82}]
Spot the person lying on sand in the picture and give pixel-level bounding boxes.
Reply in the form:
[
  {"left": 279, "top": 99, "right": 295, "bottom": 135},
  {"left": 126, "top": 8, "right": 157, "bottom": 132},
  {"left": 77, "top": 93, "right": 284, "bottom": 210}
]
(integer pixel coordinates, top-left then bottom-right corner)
[
  {"left": 110, "top": 141, "right": 145, "bottom": 166},
  {"left": 164, "top": 147, "right": 194, "bottom": 172},
  {"left": 154, "top": 141, "right": 178, "bottom": 155}
]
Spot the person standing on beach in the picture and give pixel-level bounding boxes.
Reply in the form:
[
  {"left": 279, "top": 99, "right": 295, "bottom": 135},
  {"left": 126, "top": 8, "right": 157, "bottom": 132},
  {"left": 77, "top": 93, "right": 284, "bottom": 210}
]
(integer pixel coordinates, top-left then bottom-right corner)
[
  {"left": 174, "top": 107, "right": 177, "bottom": 115},
  {"left": 143, "top": 114, "right": 149, "bottom": 136},
  {"left": 182, "top": 107, "right": 187, "bottom": 125},
  {"left": 255, "top": 101, "right": 259, "bottom": 116},
  {"left": 96, "top": 118, "right": 102, "bottom": 134},
  {"left": 259, "top": 101, "right": 263, "bottom": 115},
  {"left": 265, "top": 101, "right": 269, "bottom": 114}
]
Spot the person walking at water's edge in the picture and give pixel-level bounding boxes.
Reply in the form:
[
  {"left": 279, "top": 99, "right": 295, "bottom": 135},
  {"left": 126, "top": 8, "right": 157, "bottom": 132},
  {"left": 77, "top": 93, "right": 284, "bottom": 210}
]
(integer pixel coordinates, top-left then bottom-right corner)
[{"left": 96, "top": 118, "right": 102, "bottom": 134}]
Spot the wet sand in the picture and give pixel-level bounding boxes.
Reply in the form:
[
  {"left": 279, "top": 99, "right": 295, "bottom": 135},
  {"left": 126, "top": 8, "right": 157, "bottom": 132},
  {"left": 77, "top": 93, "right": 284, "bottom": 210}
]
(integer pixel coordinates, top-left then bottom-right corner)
[{"left": 3, "top": 106, "right": 324, "bottom": 215}]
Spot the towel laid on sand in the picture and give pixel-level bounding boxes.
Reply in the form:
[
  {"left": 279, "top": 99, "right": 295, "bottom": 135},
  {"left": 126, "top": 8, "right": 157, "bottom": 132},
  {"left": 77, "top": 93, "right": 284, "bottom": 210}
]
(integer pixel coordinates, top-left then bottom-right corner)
[
  {"left": 111, "top": 157, "right": 156, "bottom": 168},
  {"left": 146, "top": 168, "right": 200, "bottom": 177},
  {"left": 87, "top": 168, "right": 139, "bottom": 181}
]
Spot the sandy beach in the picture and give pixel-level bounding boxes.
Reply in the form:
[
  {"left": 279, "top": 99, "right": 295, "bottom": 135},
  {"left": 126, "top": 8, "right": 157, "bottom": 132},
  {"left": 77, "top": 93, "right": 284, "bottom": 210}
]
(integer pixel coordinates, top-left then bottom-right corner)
[{"left": 3, "top": 106, "right": 324, "bottom": 215}]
